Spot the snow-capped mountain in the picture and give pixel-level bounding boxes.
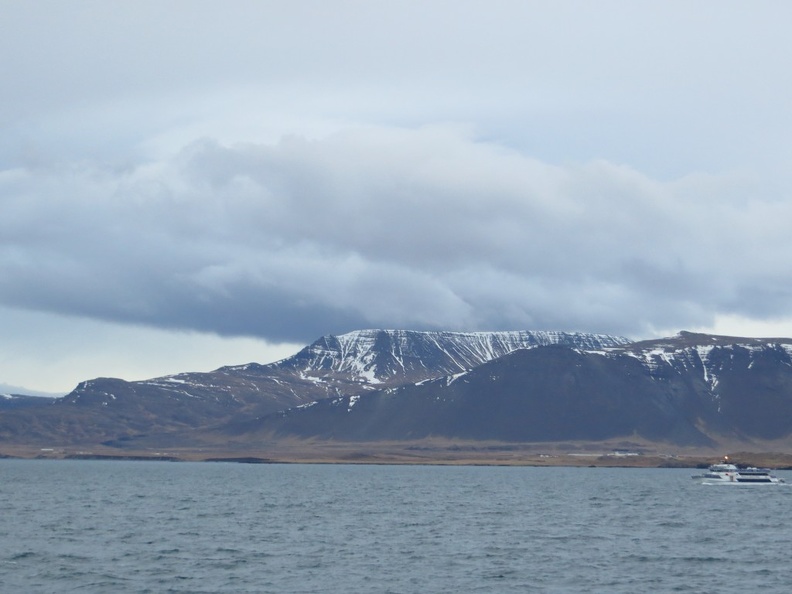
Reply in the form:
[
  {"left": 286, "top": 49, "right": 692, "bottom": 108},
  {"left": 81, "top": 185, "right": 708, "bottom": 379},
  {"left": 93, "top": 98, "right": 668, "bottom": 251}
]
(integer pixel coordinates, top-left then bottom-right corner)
[
  {"left": 4, "top": 329, "right": 792, "bottom": 450},
  {"left": 3, "top": 329, "right": 628, "bottom": 446},
  {"left": 62, "top": 329, "right": 630, "bottom": 410},
  {"left": 242, "top": 331, "right": 792, "bottom": 446},
  {"left": 619, "top": 331, "right": 792, "bottom": 439},
  {"left": 283, "top": 329, "right": 631, "bottom": 384}
]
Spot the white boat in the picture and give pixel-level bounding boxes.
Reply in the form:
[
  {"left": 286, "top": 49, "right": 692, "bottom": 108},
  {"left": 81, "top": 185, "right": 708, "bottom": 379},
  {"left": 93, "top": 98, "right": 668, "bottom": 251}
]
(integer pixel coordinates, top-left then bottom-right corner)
[{"left": 693, "top": 459, "right": 785, "bottom": 485}]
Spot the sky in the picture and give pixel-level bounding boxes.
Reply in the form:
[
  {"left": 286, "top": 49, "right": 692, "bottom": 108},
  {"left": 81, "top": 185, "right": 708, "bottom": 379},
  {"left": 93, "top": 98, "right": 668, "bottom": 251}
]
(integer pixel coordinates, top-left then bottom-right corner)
[{"left": 3, "top": 1, "right": 792, "bottom": 394}]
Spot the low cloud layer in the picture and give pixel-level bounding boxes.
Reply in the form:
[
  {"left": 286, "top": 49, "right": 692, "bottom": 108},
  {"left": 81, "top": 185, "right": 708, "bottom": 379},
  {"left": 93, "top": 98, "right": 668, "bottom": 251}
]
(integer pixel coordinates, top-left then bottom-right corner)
[{"left": 3, "top": 125, "right": 791, "bottom": 342}]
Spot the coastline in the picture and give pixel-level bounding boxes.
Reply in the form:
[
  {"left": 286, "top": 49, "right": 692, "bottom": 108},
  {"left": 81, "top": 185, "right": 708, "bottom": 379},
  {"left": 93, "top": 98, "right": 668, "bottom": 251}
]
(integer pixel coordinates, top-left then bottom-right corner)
[{"left": 4, "top": 440, "right": 792, "bottom": 469}]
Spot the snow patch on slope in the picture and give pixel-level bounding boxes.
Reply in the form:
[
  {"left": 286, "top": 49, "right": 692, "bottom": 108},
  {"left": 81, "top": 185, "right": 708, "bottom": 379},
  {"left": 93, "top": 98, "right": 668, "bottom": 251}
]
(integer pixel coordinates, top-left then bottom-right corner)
[{"left": 294, "top": 329, "right": 630, "bottom": 385}]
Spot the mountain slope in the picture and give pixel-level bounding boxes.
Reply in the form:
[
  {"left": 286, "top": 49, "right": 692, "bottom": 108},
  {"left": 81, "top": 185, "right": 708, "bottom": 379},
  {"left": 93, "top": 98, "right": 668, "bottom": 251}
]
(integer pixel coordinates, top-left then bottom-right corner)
[
  {"left": 621, "top": 332, "right": 792, "bottom": 440},
  {"left": 234, "top": 332, "right": 792, "bottom": 447},
  {"left": 240, "top": 346, "right": 712, "bottom": 444}
]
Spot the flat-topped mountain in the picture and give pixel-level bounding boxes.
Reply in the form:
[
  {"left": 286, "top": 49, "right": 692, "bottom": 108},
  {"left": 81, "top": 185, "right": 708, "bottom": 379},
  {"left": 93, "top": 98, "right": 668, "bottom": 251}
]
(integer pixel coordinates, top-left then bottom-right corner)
[
  {"left": 1, "top": 329, "right": 629, "bottom": 446},
  {"left": 229, "top": 331, "right": 792, "bottom": 447}
]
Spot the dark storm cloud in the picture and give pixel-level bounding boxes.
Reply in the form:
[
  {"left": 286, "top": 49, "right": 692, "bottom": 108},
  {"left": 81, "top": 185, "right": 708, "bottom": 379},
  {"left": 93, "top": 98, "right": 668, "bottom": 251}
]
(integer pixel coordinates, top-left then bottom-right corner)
[{"left": 3, "top": 125, "right": 791, "bottom": 342}]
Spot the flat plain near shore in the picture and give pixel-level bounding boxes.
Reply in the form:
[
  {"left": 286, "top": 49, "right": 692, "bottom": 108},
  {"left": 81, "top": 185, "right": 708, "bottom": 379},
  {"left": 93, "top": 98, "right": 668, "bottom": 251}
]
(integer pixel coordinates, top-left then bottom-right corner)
[{"left": 4, "top": 441, "right": 792, "bottom": 469}]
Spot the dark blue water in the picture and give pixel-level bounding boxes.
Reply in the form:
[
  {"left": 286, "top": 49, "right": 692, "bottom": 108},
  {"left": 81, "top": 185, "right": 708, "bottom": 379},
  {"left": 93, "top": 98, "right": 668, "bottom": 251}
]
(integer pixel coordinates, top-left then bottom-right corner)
[{"left": 1, "top": 460, "right": 790, "bottom": 593}]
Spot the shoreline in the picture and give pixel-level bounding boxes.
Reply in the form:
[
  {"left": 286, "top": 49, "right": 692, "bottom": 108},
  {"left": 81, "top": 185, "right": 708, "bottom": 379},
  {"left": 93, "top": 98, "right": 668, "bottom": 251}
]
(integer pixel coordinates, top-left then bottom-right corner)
[{"left": 4, "top": 442, "right": 792, "bottom": 469}]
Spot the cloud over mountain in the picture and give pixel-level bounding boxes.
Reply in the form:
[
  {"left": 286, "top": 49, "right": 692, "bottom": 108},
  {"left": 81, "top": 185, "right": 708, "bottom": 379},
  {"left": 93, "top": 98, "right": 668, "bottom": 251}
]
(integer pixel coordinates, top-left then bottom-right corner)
[{"left": 3, "top": 122, "right": 792, "bottom": 342}]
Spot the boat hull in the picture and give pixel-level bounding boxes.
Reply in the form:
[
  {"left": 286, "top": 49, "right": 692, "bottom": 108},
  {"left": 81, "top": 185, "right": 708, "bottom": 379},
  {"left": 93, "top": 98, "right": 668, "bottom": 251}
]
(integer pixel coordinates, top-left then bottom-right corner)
[{"left": 698, "top": 477, "right": 785, "bottom": 485}]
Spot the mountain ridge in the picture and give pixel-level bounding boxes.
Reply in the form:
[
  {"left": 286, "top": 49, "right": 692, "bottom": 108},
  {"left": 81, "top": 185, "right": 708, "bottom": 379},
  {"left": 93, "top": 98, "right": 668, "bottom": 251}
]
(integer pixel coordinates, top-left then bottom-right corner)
[
  {"left": 224, "top": 331, "right": 792, "bottom": 448},
  {"left": 3, "top": 329, "right": 792, "bottom": 454},
  {"left": 1, "top": 329, "right": 629, "bottom": 446}
]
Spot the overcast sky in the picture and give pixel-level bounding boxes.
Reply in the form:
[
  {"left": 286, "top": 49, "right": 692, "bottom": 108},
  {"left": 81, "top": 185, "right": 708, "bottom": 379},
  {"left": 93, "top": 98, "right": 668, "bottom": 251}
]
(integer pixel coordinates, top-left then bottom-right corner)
[{"left": 3, "top": 1, "right": 792, "bottom": 394}]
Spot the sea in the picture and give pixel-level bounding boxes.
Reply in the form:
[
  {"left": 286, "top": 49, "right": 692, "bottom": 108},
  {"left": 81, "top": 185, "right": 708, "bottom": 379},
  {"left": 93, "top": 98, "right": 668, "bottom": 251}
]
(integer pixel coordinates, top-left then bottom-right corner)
[{"left": 1, "top": 460, "right": 791, "bottom": 593}]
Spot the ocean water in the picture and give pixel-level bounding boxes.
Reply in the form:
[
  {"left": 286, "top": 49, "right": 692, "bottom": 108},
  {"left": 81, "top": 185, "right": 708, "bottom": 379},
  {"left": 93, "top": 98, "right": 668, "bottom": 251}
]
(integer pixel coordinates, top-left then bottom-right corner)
[{"left": 1, "top": 460, "right": 791, "bottom": 593}]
